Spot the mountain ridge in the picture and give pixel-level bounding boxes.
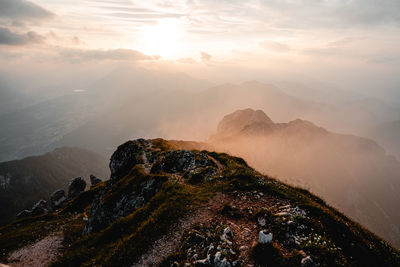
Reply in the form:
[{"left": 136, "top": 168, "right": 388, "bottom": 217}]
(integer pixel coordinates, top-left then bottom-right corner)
[
  {"left": 0, "top": 138, "right": 399, "bottom": 267},
  {"left": 206, "top": 108, "right": 400, "bottom": 248}
]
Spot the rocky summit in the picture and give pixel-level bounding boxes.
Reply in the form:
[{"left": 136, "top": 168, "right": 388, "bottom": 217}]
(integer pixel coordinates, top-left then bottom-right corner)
[{"left": 0, "top": 138, "right": 399, "bottom": 267}]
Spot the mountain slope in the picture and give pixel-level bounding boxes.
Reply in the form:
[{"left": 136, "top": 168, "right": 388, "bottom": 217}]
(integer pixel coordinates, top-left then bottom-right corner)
[
  {"left": 0, "top": 147, "right": 109, "bottom": 225},
  {"left": 206, "top": 108, "right": 400, "bottom": 248},
  {"left": 369, "top": 120, "right": 400, "bottom": 159},
  {"left": 0, "top": 139, "right": 399, "bottom": 267}
]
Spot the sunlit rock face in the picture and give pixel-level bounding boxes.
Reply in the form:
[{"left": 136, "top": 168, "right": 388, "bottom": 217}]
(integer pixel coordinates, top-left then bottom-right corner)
[{"left": 215, "top": 108, "right": 275, "bottom": 138}]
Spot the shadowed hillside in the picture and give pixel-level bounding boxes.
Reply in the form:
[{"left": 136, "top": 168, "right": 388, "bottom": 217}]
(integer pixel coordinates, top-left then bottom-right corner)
[{"left": 0, "top": 147, "right": 109, "bottom": 225}]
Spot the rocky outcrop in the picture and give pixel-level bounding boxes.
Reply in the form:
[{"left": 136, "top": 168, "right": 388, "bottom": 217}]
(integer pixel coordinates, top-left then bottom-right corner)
[
  {"left": 49, "top": 189, "right": 66, "bottom": 210},
  {"left": 89, "top": 174, "right": 102, "bottom": 187},
  {"left": 83, "top": 175, "right": 166, "bottom": 235},
  {"left": 109, "top": 139, "right": 147, "bottom": 181},
  {"left": 67, "top": 177, "right": 86, "bottom": 199},
  {"left": 16, "top": 200, "right": 49, "bottom": 219},
  {"left": 83, "top": 139, "right": 221, "bottom": 235},
  {"left": 151, "top": 150, "right": 218, "bottom": 181}
]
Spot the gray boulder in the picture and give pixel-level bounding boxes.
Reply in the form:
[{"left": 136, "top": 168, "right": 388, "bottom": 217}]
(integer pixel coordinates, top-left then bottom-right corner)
[
  {"left": 50, "top": 189, "right": 66, "bottom": 210},
  {"left": 301, "top": 256, "right": 314, "bottom": 267},
  {"left": 259, "top": 230, "right": 273, "bottom": 244},
  {"left": 68, "top": 177, "right": 86, "bottom": 199},
  {"left": 16, "top": 199, "right": 48, "bottom": 219},
  {"left": 90, "top": 174, "right": 102, "bottom": 187}
]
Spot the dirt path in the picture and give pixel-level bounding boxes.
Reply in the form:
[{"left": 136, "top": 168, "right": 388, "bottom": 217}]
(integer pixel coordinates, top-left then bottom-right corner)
[
  {"left": 133, "top": 194, "right": 223, "bottom": 266},
  {"left": 8, "top": 235, "right": 63, "bottom": 267},
  {"left": 134, "top": 190, "right": 287, "bottom": 266}
]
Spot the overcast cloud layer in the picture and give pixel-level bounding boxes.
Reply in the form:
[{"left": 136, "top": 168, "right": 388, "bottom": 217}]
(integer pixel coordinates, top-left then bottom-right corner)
[{"left": 0, "top": 0, "right": 399, "bottom": 99}]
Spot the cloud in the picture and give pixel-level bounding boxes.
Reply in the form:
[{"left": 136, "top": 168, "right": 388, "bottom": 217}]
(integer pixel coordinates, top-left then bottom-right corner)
[
  {"left": 178, "top": 57, "right": 197, "bottom": 64},
  {"left": 367, "top": 57, "right": 398, "bottom": 64},
  {"left": 0, "top": 0, "right": 53, "bottom": 20},
  {"left": 200, "top": 51, "right": 212, "bottom": 62},
  {"left": 260, "top": 41, "right": 291, "bottom": 52},
  {"left": 58, "top": 48, "right": 155, "bottom": 63},
  {"left": 0, "top": 27, "right": 45, "bottom": 45}
]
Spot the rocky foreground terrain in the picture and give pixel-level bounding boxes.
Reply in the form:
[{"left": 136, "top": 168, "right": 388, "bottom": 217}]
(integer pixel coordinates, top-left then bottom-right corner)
[{"left": 0, "top": 138, "right": 399, "bottom": 266}]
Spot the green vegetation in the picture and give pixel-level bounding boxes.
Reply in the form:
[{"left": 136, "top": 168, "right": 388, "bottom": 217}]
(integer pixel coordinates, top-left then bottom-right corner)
[
  {"left": 1, "top": 139, "right": 399, "bottom": 267},
  {"left": 52, "top": 180, "right": 212, "bottom": 266}
]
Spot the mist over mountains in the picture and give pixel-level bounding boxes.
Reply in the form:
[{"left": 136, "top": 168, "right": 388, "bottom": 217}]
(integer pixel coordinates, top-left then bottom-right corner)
[
  {"left": 0, "top": 67, "right": 399, "bottom": 249},
  {"left": 206, "top": 108, "right": 400, "bottom": 248},
  {"left": 0, "top": 68, "right": 399, "bottom": 162}
]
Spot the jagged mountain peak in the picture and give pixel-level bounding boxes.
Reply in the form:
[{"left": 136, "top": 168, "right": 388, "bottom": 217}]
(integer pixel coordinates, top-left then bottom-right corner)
[{"left": 216, "top": 108, "right": 275, "bottom": 137}]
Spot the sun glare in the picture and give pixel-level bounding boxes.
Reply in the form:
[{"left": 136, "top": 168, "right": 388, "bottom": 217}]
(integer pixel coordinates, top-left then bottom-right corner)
[{"left": 140, "top": 19, "right": 184, "bottom": 59}]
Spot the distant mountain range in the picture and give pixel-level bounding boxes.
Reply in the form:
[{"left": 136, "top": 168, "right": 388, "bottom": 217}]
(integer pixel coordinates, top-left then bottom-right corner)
[
  {"left": 0, "top": 147, "right": 109, "bottom": 225},
  {"left": 204, "top": 108, "right": 400, "bottom": 248},
  {"left": 0, "top": 75, "right": 399, "bottom": 163}
]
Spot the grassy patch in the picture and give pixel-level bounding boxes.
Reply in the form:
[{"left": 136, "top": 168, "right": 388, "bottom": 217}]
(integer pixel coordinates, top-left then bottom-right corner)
[{"left": 52, "top": 180, "right": 212, "bottom": 267}]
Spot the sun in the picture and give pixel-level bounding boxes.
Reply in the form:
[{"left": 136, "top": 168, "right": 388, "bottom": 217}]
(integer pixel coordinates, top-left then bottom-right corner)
[{"left": 140, "top": 19, "right": 184, "bottom": 59}]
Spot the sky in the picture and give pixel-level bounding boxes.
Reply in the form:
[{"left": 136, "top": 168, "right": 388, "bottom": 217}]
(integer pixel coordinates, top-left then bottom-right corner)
[{"left": 0, "top": 0, "right": 399, "bottom": 97}]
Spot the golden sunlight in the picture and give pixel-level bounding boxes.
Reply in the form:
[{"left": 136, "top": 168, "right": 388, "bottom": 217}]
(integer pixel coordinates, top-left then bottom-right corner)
[{"left": 139, "top": 19, "right": 184, "bottom": 59}]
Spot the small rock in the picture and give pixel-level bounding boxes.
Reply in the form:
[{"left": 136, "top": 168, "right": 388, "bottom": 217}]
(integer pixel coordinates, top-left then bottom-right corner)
[
  {"left": 224, "top": 227, "right": 233, "bottom": 238},
  {"left": 214, "top": 252, "right": 231, "bottom": 267},
  {"left": 221, "top": 227, "right": 233, "bottom": 244},
  {"left": 67, "top": 177, "right": 86, "bottom": 199},
  {"left": 259, "top": 230, "right": 273, "bottom": 244},
  {"left": 50, "top": 189, "right": 66, "bottom": 210},
  {"left": 195, "top": 255, "right": 211, "bottom": 266},
  {"left": 301, "top": 256, "right": 314, "bottom": 267},
  {"left": 90, "top": 174, "right": 102, "bottom": 187},
  {"left": 258, "top": 217, "right": 266, "bottom": 227},
  {"left": 239, "top": 245, "right": 248, "bottom": 251},
  {"left": 16, "top": 199, "right": 49, "bottom": 219}
]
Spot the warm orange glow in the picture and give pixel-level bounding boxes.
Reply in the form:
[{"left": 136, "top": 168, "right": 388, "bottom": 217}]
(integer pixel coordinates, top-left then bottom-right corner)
[{"left": 139, "top": 19, "right": 184, "bottom": 59}]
